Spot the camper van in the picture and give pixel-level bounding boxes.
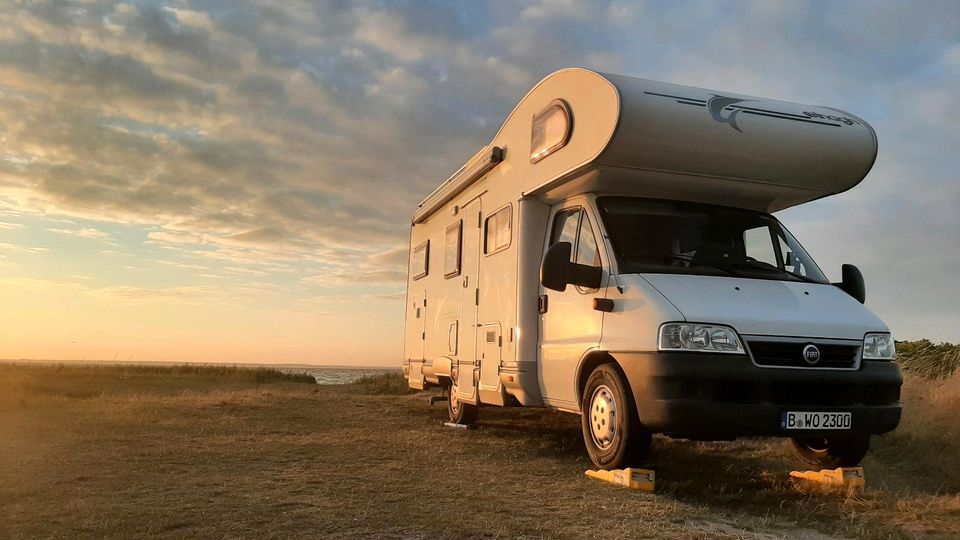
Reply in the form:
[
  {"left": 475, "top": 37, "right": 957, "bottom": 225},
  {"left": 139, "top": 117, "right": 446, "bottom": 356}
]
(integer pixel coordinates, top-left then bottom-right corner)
[{"left": 402, "top": 68, "right": 902, "bottom": 470}]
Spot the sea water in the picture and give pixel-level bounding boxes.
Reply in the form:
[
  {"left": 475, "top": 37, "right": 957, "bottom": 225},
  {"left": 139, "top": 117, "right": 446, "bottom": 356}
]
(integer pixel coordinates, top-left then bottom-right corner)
[{"left": 281, "top": 367, "right": 399, "bottom": 385}]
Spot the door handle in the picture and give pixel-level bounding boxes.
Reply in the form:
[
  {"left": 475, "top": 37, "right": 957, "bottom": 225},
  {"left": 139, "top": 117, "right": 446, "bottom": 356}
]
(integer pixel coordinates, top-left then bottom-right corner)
[{"left": 593, "top": 298, "right": 614, "bottom": 312}]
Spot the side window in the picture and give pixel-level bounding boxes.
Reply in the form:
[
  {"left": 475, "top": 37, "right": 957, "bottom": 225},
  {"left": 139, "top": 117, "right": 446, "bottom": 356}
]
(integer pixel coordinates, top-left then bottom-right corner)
[
  {"left": 484, "top": 205, "right": 512, "bottom": 255},
  {"left": 743, "top": 226, "right": 777, "bottom": 267},
  {"left": 550, "top": 208, "right": 580, "bottom": 261},
  {"left": 444, "top": 221, "right": 462, "bottom": 278},
  {"left": 575, "top": 210, "right": 601, "bottom": 268},
  {"left": 412, "top": 240, "right": 429, "bottom": 280}
]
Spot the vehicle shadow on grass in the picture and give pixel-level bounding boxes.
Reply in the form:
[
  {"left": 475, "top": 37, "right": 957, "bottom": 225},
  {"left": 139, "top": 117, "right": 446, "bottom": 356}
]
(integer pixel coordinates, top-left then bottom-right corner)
[
  {"left": 469, "top": 406, "right": 587, "bottom": 459},
  {"left": 412, "top": 387, "right": 957, "bottom": 502},
  {"left": 465, "top": 406, "right": 957, "bottom": 538}
]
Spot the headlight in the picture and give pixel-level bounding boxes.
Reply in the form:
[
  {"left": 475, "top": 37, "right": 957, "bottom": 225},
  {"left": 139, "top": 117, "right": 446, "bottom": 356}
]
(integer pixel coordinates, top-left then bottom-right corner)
[
  {"left": 862, "top": 333, "right": 895, "bottom": 360},
  {"left": 658, "top": 323, "right": 744, "bottom": 354}
]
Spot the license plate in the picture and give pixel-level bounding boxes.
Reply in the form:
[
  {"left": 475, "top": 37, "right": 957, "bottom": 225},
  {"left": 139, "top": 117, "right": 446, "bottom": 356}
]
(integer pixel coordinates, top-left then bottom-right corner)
[{"left": 781, "top": 411, "right": 851, "bottom": 430}]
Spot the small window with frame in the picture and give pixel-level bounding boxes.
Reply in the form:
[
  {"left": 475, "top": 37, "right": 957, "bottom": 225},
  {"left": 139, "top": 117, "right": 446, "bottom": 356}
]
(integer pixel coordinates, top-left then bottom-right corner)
[
  {"left": 412, "top": 240, "right": 429, "bottom": 280},
  {"left": 444, "top": 221, "right": 462, "bottom": 278},
  {"left": 531, "top": 99, "right": 572, "bottom": 163},
  {"left": 484, "top": 205, "right": 512, "bottom": 255}
]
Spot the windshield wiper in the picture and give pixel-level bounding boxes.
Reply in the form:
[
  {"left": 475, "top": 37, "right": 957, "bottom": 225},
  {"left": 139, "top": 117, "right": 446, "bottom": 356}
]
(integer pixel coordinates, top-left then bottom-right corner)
[
  {"left": 782, "top": 269, "right": 821, "bottom": 284},
  {"left": 737, "top": 259, "right": 822, "bottom": 284},
  {"left": 667, "top": 254, "right": 746, "bottom": 278}
]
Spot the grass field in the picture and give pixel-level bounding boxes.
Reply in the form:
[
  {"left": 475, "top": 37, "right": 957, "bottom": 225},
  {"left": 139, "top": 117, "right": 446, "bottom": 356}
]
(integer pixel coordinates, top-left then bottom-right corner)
[{"left": 1, "top": 343, "right": 959, "bottom": 539}]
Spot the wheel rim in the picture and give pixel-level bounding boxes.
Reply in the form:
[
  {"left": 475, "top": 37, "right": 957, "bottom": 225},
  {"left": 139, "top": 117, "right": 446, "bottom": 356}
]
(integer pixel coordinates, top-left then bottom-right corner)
[
  {"left": 589, "top": 384, "right": 618, "bottom": 450},
  {"left": 802, "top": 437, "right": 830, "bottom": 453},
  {"left": 449, "top": 386, "right": 460, "bottom": 415}
]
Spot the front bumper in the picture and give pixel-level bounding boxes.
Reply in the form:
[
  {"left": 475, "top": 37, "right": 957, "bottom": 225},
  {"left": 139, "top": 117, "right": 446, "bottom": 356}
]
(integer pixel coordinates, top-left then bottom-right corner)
[{"left": 614, "top": 352, "right": 902, "bottom": 439}]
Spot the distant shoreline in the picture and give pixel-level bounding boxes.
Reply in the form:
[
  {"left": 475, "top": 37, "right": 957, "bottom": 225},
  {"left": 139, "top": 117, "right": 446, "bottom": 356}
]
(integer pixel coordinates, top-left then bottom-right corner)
[{"left": 0, "top": 359, "right": 400, "bottom": 370}]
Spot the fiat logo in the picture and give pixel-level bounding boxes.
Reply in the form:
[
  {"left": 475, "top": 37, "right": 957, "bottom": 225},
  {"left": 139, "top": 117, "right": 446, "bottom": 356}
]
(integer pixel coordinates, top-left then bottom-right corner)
[{"left": 802, "top": 344, "right": 821, "bottom": 365}]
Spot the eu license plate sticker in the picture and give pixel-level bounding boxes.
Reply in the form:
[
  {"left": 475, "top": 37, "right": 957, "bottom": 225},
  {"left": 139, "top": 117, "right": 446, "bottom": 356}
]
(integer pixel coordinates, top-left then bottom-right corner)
[{"left": 781, "top": 411, "right": 852, "bottom": 430}]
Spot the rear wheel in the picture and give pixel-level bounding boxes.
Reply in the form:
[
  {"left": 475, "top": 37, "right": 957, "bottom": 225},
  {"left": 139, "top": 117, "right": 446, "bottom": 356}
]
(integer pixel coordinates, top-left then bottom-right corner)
[
  {"left": 581, "top": 364, "right": 651, "bottom": 469},
  {"left": 790, "top": 435, "right": 870, "bottom": 468},
  {"left": 447, "top": 384, "right": 478, "bottom": 426}
]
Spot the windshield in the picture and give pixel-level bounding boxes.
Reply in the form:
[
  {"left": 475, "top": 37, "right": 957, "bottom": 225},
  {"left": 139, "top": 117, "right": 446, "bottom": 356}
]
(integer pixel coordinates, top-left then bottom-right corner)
[{"left": 596, "top": 197, "right": 829, "bottom": 284}]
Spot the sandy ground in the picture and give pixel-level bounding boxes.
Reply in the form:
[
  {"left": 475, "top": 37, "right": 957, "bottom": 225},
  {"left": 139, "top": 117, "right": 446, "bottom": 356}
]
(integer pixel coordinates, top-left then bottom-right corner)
[{"left": 1, "top": 364, "right": 958, "bottom": 539}]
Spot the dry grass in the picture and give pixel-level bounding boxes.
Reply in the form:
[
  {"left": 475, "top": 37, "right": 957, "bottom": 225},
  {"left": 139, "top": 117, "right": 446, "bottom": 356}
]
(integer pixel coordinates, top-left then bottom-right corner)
[
  {"left": 353, "top": 371, "right": 418, "bottom": 396},
  {"left": 896, "top": 340, "right": 960, "bottom": 380},
  {"left": 1, "top": 352, "right": 958, "bottom": 539}
]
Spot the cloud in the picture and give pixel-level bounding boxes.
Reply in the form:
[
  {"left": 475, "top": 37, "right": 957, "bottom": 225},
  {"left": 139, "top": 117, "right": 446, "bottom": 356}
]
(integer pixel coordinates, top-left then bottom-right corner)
[
  {"left": 222, "top": 227, "right": 291, "bottom": 246},
  {"left": 366, "top": 246, "right": 408, "bottom": 268},
  {"left": 88, "top": 285, "right": 224, "bottom": 305},
  {"left": 519, "top": 0, "right": 589, "bottom": 21},
  {"left": 302, "top": 246, "right": 408, "bottom": 287},
  {"left": 0, "top": 242, "right": 50, "bottom": 254},
  {"left": 47, "top": 226, "right": 111, "bottom": 239},
  {"left": 0, "top": 0, "right": 956, "bottom": 345},
  {"left": 0, "top": 276, "right": 86, "bottom": 290}
]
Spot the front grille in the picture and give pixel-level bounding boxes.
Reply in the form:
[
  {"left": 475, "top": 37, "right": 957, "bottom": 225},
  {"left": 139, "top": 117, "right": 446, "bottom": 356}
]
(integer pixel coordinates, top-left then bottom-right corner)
[{"left": 745, "top": 339, "right": 861, "bottom": 369}]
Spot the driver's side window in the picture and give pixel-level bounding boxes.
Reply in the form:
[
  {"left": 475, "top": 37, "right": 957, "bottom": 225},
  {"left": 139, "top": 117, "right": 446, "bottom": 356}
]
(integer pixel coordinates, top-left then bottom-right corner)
[
  {"left": 550, "top": 208, "right": 580, "bottom": 255},
  {"left": 575, "top": 211, "right": 601, "bottom": 268},
  {"left": 549, "top": 207, "right": 602, "bottom": 293}
]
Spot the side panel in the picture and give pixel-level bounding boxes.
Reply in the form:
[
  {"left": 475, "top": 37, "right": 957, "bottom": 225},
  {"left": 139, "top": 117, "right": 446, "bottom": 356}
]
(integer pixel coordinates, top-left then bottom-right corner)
[
  {"left": 455, "top": 197, "right": 482, "bottom": 403},
  {"left": 502, "top": 198, "right": 549, "bottom": 406}
]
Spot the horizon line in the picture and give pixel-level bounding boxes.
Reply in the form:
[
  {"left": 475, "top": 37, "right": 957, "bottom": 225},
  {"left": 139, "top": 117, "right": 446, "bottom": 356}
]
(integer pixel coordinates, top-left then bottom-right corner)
[{"left": 0, "top": 358, "right": 402, "bottom": 370}]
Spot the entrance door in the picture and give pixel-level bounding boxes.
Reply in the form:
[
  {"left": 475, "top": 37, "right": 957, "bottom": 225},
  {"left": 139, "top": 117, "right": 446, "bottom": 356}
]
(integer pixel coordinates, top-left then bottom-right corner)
[
  {"left": 408, "top": 291, "right": 426, "bottom": 388},
  {"left": 539, "top": 203, "right": 606, "bottom": 410},
  {"left": 456, "top": 197, "right": 482, "bottom": 404}
]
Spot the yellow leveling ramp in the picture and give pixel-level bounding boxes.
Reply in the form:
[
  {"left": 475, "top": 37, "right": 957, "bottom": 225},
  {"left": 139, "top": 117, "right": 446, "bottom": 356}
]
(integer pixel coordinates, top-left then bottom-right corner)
[
  {"left": 789, "top": 467, "right": 865, "bottom": 490},
  {"left": 585, "top": 468, "right": 656, "bottom": 492}
]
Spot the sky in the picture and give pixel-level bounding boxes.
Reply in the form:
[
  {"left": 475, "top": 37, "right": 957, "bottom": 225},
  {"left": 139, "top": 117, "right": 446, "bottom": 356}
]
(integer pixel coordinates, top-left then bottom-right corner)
[{"left": 0, "top": 0, "right": 957, "bottom": 366}]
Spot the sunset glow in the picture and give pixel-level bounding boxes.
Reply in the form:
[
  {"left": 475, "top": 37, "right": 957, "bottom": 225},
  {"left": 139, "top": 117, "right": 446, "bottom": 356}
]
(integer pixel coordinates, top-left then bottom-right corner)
[{"left": 1, "top": 1, "right": 958, "bottom": 365}]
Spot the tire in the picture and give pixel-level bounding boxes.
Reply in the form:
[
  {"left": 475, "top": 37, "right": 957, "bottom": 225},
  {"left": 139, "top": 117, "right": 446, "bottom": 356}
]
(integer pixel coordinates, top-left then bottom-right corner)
[
  {"left": 580, "top": 364, "right": 652, "bottom": 469},
  {"left": 447, "top": 384, "right": 478, "bottom": 426},
  {"left": 790, "top": 435, "right": 870, "bottom": 469}
]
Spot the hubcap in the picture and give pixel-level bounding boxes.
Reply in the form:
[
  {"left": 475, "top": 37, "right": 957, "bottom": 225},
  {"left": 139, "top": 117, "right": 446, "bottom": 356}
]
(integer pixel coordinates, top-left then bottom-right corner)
[
  {"left": 589, "top": 385, "right": 618, "bottom": 449},
  {"left": 449, "top": 386, "right": 460, "bottom": 414}
]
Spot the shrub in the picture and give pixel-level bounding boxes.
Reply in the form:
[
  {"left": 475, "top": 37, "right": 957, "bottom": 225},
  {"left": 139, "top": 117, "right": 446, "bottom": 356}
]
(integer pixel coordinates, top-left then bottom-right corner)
[
  {"left": 353, "top": 371, "right": 416, "bottom": 395},
  {"left": 896, "top": 339, "right": 960, "bottom": 379}
]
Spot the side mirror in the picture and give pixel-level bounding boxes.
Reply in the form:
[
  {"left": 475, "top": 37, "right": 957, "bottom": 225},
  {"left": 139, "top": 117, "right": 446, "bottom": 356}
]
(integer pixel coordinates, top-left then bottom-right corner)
[
  {"left": 835, "top": 263, "right": 866, "bottom": 304},
  {"left": 540, "top": 242, "right": 603, "bottom": 292}
]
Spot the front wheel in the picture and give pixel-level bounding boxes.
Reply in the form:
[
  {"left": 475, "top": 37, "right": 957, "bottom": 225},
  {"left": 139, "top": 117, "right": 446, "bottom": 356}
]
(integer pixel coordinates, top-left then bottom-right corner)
[
  {"left": 790, "top": 435, "right": 870, "bottom": 469},
  {"left": 581, "top": 364, "right": 651, "bottom": 469}
]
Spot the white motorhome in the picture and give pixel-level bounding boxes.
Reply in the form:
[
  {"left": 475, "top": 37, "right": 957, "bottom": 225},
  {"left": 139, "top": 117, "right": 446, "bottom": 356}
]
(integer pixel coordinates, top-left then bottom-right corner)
[{"left": 402, "top": 69, "right": 902, "bottom": 470}]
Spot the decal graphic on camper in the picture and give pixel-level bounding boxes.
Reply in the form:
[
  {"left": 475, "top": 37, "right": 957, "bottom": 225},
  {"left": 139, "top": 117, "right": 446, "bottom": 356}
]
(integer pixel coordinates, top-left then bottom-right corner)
[
  {"left": 707, "top": 96, "right": 748, "bottom": 132},
  {"left": 644, "top": 91, "right": 860, "bottom": 131}
]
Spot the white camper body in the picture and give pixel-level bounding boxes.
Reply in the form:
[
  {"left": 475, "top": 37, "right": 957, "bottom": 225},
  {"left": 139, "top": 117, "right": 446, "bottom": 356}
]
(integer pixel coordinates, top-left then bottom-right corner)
[{"left": 403, "top": 69, "right": 901, "bottom": 469}]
